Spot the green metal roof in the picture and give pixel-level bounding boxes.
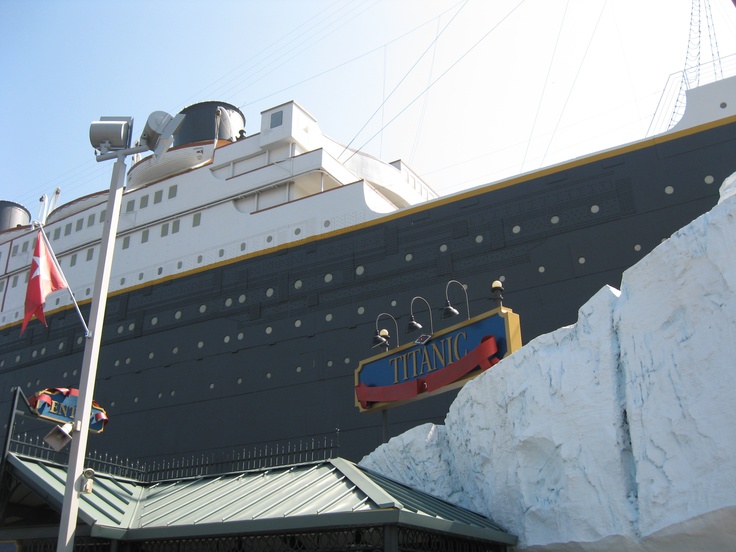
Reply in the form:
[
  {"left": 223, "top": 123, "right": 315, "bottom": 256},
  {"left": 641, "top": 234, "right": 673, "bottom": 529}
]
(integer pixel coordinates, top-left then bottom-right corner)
[{"left": 1, "top": 453, "right": 516, "bottom": 546}]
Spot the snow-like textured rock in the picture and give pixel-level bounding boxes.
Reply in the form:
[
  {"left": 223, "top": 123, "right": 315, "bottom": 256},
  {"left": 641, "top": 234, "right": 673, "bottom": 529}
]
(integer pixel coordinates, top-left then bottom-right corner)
[{"left": 361, "top": 174, "right": 736, "bottom": 550}]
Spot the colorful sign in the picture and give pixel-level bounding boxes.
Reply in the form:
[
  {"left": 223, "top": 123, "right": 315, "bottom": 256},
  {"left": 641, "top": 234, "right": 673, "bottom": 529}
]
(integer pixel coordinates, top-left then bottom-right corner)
[
  {"left": 29, "top": 388, "right": 109, "bottom": 433},
  {"left": 355, "top": 307, "right": 521, "bottom": 412}
]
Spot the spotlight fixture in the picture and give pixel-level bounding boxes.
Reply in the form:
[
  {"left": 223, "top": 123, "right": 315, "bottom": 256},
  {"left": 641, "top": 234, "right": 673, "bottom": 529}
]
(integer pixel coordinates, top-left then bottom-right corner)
[
  {"left": 443, "top": 279, "right": 470, "bottom": 319},
  {"left": 371, "top": 313, "right": 400, "bottom": 350},
  {"left": 406, "top": 296, "right": 434, "bottom": 334}
]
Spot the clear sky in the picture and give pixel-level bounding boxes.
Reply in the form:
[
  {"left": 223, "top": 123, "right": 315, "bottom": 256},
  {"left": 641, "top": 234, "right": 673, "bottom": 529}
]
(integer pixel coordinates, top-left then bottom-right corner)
[{"left": 2, "top": 0, "right": 736, "bottom": 218}]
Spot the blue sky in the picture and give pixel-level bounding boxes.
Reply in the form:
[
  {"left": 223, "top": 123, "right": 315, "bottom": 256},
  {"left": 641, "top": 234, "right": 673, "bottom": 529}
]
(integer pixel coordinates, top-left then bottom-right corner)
[{"left": 2, "top": 0, "right": 736, "bottom": 217}]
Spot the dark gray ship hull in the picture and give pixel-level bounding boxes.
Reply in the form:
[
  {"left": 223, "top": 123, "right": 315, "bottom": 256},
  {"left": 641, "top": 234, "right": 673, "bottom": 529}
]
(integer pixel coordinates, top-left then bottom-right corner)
[{"left": 2, "top": 116, "right": 734, "bottom": 463}]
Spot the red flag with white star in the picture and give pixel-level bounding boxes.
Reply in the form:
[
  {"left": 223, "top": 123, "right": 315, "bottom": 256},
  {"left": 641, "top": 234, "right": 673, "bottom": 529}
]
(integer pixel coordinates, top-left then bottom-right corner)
[{"left": 21, "top": 230, "right": 67, "bottom": 334}]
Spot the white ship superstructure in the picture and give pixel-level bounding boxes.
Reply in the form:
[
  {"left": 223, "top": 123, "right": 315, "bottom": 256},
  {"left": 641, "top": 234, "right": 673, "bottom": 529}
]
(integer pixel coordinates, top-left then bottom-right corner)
[{"left": 0, "top": 101, "right": 436, "bottom": 328}]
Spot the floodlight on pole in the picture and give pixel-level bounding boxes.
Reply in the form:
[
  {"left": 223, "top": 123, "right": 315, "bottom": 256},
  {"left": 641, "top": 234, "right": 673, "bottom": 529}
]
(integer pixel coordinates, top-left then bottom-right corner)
[{"left": 57, "top": 110, "right": 183, "bottom": 552}]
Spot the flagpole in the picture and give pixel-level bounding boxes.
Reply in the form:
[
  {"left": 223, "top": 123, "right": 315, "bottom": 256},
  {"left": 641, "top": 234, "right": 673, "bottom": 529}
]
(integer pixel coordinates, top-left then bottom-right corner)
[
  {"left": 56, "top": 152, "right": 128, "bottom": 552},
  {"left": 36, "top": 226, "right": 90, "bottom": 337}
]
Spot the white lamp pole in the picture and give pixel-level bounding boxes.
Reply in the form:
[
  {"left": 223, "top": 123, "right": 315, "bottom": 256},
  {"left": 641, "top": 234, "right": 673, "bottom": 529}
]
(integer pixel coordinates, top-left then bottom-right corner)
[{"left": 56, "top": 112, "right": 183, "bottom": 552}]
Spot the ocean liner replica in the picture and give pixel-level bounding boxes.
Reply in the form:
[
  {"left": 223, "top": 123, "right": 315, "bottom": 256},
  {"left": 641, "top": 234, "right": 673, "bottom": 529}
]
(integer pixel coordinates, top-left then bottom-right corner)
[{"left": 1, "top": 56, "right": 735, "bottom": 464}]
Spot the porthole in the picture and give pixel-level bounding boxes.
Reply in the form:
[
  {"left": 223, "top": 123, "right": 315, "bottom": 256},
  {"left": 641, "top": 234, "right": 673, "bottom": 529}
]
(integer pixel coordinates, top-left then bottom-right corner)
[
  {"left": 237, "top": 377, "right": 242, "bottom": 384},
  {"left": 294, "top": 228, "right": 301, "bottom": 235},
  {"left": 197, "top": 341, "right": 204, "bottom": 349},
  {"left": 391, "top": 300, "right": 397, "bottom": 307},
  {"left": 294, "top": 280, "right": 303, "bottom": 289},
  {"left": 128, "top": 323, "right": 135, "bottom": 331},
  {"left": 238, "top": 294, "right": 246, "bottom": 303},
  {"left": 125, "top": 358, "right": 131, "bottom": 365},
  {"left": 86, "top": 288, "right": 91, "bottom": 296},
  {"left": 172, "top": 347, "right": 179, "bottom": 354},
  {"left": 177, "top": 261, "right": 183, "bottom": 269},
  {"left": 197, "top": 255, "right": 203, "bottom": 264},
  {"left": 720, "top": 102, "right": 727, "bottom": 109},
  {"left": 550, "top": 215, "right": 560, "bottom": 224},
  {"left": 120, "top": 277, "right": 126, "bottom": 286},
  {"left": 475, "top": 235, "right": 483, "bottom": 244},
  {"left": 134, "top": 397, "right": 139, "bottom": 403},
  {"left": 538, "top": 266, "right": 546, "bottom": 273},
  {"left": 512, "top": 225, "right": 521, "bottom": 234},
  {"left": 327, "top": 361, "right": 333, "bottom": 367},
  {"left": 355, "top": 266, "right": 365, "bottom": 276},
  {"left": 151, "top": 317, "right": 158, "bottom": 326},
  {"left": 157, "top": 267, "right": 163, "bottom": 275},
  {"left": 296, "top": 366, "right": 302, "bottom": 373},
  {"left": 405, "top": 253, "right": 413, "bottom": 262},
  {"left": 323, "top": 220, "right": 331, "bottom": 228},
  {"left": 325, "top": 313, "right": 333, "bottom": 322},
  {"left": 267, "top": 236, "right": 273, "bottom": 243},
  {"left": 218, "top": 249, "right": 225, "bottom": 258},
  {"left": 40, "top": 347, "right": 46, "bottom": 355},
  {"left": 578, "top": 257, "right": 586, "bottom": 264},
  {"left": 240, "top": 243, "right": 246, "bottom": 251},
  {"left": 224, "top": 336, "right": 230, "bottom": 343},
  {"left": 118, "top": 326, "right": 124, "bottom": 334},
  {"left": 357, "top": 306, "right": 365, "bottom": 315},
  {"left": 266, "top": 327, "right": 273, "bottom": 335},
  {"left": 32, "top": 350, "right": 37, "bottom": 358},
  {"left": 72, "top": 370, "right": 77, "bottom": 376},
  {"left": 77, "top": 336, "right": 84, "bottom": 344},
  {"left": 58, "top": 342, "right": 65, "bottom": 351},
  {"left": 590, "top": 205, "right": 600, "bottom": 214},
  {"left": 344, "top": 358, "right": 350, "bottom": 364},
  {"left": 295, "top": 320, "right": 301, "bottom": 328},
  {"left": 148, "top": 352, "right": 155, "bottom": 359},
  {"left": 175, "top": 311, "right": 182, "bottom": 320},
  {"left": 664, "top": 186, "right": 674, "bottom": 195},
  {"left": 237, "top": 332, "right": 244, "bottom": 340},
  {"left": 157, "top": 393, "right": 163, "bottom": 399},
  {"left": 704, "top": 175, "right": 715, "bottom": 184},
  {"left": 324, "top": 273, "right": 333, "bottom": 283},
  {"left": 266, "top": 372, "right": 272, "bottom": 379},
  {"left": 266, "top": 288, "right": 274, "bottom": 297},
  {"left": 209, "top": 383, "right": 214, "bottom": 389},
  {"left": 170, "top": 390, "right": 175, "bottom": 397},
  {"left": 634, "top": 244, "right": 642, "bottom": 252},
  {"left": 199, "top": 304, "right": 207, "bottom": 314},
  {"left": 225, "top": 298, "right": 233, "bottom": 307},
  {"left": 138, "top": 273, "right": 144, "bottom": 281},
  {"left": 439, "top": 244, "right": 448, "bottom": 253}
]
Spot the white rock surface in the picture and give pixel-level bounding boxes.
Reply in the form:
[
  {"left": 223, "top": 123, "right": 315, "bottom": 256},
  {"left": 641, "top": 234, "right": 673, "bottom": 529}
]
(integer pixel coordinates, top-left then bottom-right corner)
[{"left": 361, "top": 180, "right": 736, "bottom": 550}]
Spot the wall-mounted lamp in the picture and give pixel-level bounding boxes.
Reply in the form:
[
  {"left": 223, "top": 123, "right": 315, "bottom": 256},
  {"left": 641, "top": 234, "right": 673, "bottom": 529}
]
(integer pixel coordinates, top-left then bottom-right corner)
[
  {"left": 491, "top": 280, "right": 505, "bottom": 307},
  {"left": 442, "top": 279, "right": 470, "bottom": 320},
  {"left": 43, "top": 422, "right": 74, "bottom": 452},
  {"left": 372, "top": 313, "right": 400, "bottom": 351},
  {"left": 406, "top": 296, "right": 434, "bottom": 335}
]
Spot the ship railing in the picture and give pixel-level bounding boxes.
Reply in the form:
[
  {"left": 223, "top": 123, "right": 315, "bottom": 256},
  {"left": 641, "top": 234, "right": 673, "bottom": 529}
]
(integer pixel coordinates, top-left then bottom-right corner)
[
  {"left": 648, "top": 53, "right": 736, "bottom": 136},
  {"left": 4, "top": 430, "right": 340, "bottom": 483}
]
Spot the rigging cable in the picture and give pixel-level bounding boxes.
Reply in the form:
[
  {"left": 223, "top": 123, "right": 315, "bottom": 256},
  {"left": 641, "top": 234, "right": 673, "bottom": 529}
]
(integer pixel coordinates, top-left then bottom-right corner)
[
  {"left": 520, "top": 0, "right": 570, "bottom": 173},
  {"left": 539, "top": 0, "right": 608, "bottom": 168},
  {"left": 341, "top": 0, "right": 528, "bottom": 164},
  {"left": 337, "top": 0, "right": 470, "bottom": 161}
]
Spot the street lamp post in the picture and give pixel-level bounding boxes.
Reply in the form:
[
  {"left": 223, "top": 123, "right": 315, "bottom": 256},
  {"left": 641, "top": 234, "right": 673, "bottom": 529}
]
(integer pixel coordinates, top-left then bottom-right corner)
[{"left": 56, "top": 112, "right": 183, "bottom": 552}]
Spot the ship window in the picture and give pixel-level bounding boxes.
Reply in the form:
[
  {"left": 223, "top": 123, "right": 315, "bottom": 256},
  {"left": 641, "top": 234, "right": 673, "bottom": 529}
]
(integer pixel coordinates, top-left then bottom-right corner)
[
  {"left": 0, "top": 281, "right": 4, "bottom": 292},
  {"left": 161, "top": 223, "right": 169, "bottom": 237},
  {"left": 65, "top": 223, "right": 72, "bottom": 236},
  {"left": 355, "top": 266, "right": 364, "bottom": 276},
  {"left": 154, "top": 190, "right": 163, "bottom": 204},
  {"left": 193, "top": 213, "right": 201, "bottom": 227},
  {"left": 70, "top": 253, "right": 77, "bottom": 267},
  {"left": 197, "top": 255, "right": 203, "bottom": 264},
  {"left": 126, "top": 200, "right": 135, "bottom": 213},
  {"left": 550, "top": 215, "right": 560, "bottom": 224},
  {"left": 86, "top": 248, "right": 94, "bottom": 261},
  {"left": 11, "top": 275, "right": 18, "bottom": 288},
  {"left": 141, "top": 229, "right": 149, "bottom": 243},
  {"left": 76, "top": 219, "right": 84, "bottom": 231},
  {"left": 578, "top": 257, "right": 586, "bottom": 264},
  {"left": 324, "top": 273, "right": 333, "bottom": 283},
  {"left": 240, "top": 242, "right": 246, "bottom": 252},
  {"left": 100, "top": 209, "right": 107, "bottom": 223},
  {"left": 168, "top": 185, "right": 177, "bottom": 199},
  {"left": 270, "top": 111, "right": 283, "bottom": 129},
  {"left": 53, "top": 228, "right": 61, "bottom": 240},
  {"left": 88, "top": 214, "right": 95, "bottom": 227},
  {"left": 140, "top": 195, "right": 149, "bottom": 208},
  {"left": 218, "top": 249, "right": 224, "bottom": 258},
  {"left": 11, "top": 245, "right": 17, "bottom": 257},
  {"left": 122, "top": 236, "right": 130, "bottom": 250},
  {"left": 512, "top": 225, "right": 521, "bottom": 234},
  {"left": 172, "top": 220, "right": 180, "bottom": 234},
  {"left": 590, "top": 205, "right": 600, "bottom": 214},
  {"left": 21, "top": 241, "right": 28, "bottom": 253}
]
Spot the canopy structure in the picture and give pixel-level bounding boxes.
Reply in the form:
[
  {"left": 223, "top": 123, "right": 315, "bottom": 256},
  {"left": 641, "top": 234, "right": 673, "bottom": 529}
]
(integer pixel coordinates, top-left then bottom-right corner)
[{"left": 0, "top": 452, "right": 516, "bottom": 551}]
